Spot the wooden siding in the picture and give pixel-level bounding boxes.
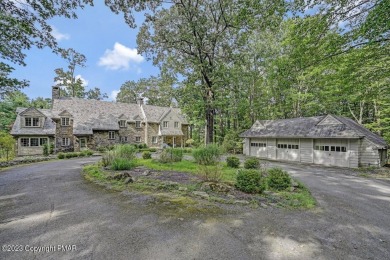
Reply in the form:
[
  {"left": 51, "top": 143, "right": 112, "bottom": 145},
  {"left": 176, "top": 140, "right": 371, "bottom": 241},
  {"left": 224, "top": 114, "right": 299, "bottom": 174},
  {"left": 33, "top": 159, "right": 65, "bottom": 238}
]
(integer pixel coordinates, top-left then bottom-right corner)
[
  {"left": 349, "top": 139, "right": 359, "bottom": 168},
  {"left": 244, "top": 138, "right": 250, "bottom": 156},
  {"left": 359, "top": 139, "right": 380, "bottom": 167},
  {"left": 267, "top": 138, "right": 277, "bottom": 160},
  {"left": 300, "top": 139, "right": 313, "bottom": 163}
]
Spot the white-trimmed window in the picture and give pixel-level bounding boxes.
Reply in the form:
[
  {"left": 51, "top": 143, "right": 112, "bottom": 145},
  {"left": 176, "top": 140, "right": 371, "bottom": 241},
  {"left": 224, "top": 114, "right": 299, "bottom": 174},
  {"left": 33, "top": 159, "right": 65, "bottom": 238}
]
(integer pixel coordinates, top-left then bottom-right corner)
[
  {"left": 135, "top": 121, "right": 141, "bottom": 128},
  {"left": 20, "top": 138, "right": 29, "bottom": 147},
  {"left": 25, "top": 117, "right": 39, "bottom": 127},
  {"left": 152, "top": 136, "right": 158, "bottom": 144},
  {"left": 30, "top": 138, "right": 39, "bottom": 147},
  {"left": 21, "top": 137, "right": 47, "bottom": 147},
  {"left": 62, "top": 138, "right": 70, "bottom": 146},
  {"left": 108, "top": 131, "right": 115, "bottom": 140},
  {"left": 120, "top": 136, "right": 128, "bottom": 142},
  {"left": 119, "top": 120, "right": 126, "bottom": 127},
  {"left": 174, "top": 122, "right": 179, "bottom": 128},
  {"left": 163, "top": 121, "right": 168, "bottom": 128},
  {"left": 61, "top": 117, "right": 70, "bottom": 126},
  {"left": 135, "top": 136, "right": 141, "bottom": 142}
]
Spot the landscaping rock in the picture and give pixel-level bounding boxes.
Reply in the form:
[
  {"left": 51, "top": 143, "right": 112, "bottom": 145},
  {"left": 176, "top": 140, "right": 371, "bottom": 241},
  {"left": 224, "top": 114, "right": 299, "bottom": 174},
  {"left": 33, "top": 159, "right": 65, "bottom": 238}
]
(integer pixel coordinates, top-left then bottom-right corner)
[
  {"left": 113, "top": 172, "right": 132, "bottom": 180},
  {"left": 178, "top": 187, "right": 188, "bottom": 191},
  {"left": 292, "top": 181, "right": 299, "bottom": 187},
  {"left": 192, "top": 191, "right": 210, "bottom": 199},
  {"left": 142, "top": 170, "right": 151, "bottom": 176},
  {"left": 234, "top": 200, "right": 250, "bottom": 205},
  {"left": 124, "top": 177, "right": 134, "bottom": 184},
  {"left": 227, "top": 194, "right": 236, "bottom": 200},
  {"left": 201, "top": 182, "right": 231, "bottom": 192}
]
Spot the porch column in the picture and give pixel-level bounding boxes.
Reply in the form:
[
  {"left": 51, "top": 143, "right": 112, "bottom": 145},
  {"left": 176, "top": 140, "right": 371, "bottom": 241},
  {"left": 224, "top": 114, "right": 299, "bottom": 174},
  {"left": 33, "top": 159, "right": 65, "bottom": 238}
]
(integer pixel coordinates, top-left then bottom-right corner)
[
  {"left": 181, "top": 136, "right": 183, "bottom": 148},
  {"left": 173, "top": 136, "right": 175, "bottom": 148}
]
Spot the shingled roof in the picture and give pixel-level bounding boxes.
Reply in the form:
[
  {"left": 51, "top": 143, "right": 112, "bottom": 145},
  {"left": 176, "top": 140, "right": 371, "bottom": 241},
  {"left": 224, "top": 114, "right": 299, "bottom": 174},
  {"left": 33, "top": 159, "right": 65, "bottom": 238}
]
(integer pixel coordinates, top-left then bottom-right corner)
[
  {"left": 52, "top": 98, "right": 143, "bottom": 135},
  {"left": 11, "top": 108, "right": 56, "bottom": 136},
  {"left": 142, "top": 105, "right": 188, "bottom": 124},
  {"left": 240, "top": 115, "right": 388, "bottom": 148}
]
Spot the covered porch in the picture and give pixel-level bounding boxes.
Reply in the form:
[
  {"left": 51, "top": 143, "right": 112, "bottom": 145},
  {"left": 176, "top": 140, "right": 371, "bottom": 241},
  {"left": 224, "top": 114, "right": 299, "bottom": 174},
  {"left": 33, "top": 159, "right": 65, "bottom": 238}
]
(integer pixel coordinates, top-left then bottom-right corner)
[{"left": 162, "top": 135, "right": 185, "bottom": 148}]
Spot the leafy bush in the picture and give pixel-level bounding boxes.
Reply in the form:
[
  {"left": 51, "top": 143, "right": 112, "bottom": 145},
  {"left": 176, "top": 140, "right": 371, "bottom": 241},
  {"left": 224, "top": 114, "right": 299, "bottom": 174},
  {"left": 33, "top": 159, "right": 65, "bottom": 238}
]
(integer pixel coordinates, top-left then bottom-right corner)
[
  {"left": 186, "top": 139, "right": 194, "bottom": 147},
  {"left": 43, "top": 143, "right": 49, "bottom": 156},
  {"left": 111, "top": 158, "right": 135, "bottom": 171},
  {"left": 58, "top": 153, "right": 65, "bottom": 159},
  {"left": 235, "top": 169, "right": 265, "bottom": 193},
  {"left": 97, "top": 146, "right": 107, "bottom": 153},
  {"left": 198, "top": 164, "right": 223, "bottom": 182},
  {"left": 149, "top": 148, "right": 157, "bottom": 152},
  {"left": 267, "top": 168, "right": 291, "bottom": 191},
  {"left": 159, "top": 148, "right": 183, "bottom": 163},
  {"left": 244, "top": 157, "right": 260, "bottom": 169},
  {"left": 114, "top": 144, "right": 136, "bottom": 160},
  {"left": 192, "top": 145, "right": 221, "bottom": 165},
  {"left": 102, "top": 150, "right": 116, "bottom": 167},
  {"left": 142, "top": 151, "right": 152, "bottom": 159},
  {"left": 84, "top": 150, "right": 94, "bottom": 156},
  {"left": 222, "top": 131, "right": 242, "bottom": 154},
  {"left": 226, "top": 156, "right": 240, "bottom": 168},
  {"left": 79, "top": 151, "right": 86, "bottom": 157}
]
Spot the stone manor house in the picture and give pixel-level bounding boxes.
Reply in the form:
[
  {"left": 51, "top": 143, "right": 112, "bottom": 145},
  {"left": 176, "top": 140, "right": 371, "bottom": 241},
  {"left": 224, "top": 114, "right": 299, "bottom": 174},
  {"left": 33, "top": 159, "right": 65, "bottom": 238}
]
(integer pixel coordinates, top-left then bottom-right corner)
[{"left": 11, "top": 87, "right": 189, "bottom": 156}]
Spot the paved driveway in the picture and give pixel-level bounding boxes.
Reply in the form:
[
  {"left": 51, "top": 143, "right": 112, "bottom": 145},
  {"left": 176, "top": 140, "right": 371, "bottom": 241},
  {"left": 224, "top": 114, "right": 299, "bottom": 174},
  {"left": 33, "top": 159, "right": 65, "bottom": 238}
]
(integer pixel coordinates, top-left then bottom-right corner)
[{"left": 0, "top": 158, "right": 389, "bottom": 260}]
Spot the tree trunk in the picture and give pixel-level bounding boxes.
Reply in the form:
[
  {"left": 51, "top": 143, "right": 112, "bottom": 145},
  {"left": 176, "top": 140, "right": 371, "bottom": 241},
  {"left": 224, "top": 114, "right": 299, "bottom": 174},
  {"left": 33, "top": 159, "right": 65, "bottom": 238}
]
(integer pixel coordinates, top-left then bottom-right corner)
[{"left": 205, "top": 105, "right": 214, "bottom": 144}]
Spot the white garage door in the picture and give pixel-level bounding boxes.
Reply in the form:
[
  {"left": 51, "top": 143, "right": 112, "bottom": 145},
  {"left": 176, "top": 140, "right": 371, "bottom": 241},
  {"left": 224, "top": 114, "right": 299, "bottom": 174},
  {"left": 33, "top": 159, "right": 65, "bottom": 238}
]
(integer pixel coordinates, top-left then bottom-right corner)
[
  {"left": 250, "top": 139, "right": 268, "bottom": 158},
  {"left": 313, "top": 139, "right": 349, "bottom": 167},
  {"left": 276, "top": 139, "right": 300, "bottom": 161}
]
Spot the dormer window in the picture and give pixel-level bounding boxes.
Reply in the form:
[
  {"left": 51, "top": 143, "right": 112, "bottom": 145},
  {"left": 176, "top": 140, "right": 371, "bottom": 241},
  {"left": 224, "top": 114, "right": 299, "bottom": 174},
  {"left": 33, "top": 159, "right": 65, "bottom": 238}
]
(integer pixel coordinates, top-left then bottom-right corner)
[
  {"left": 61, "top": 117, "right": 70, "bottom": 126},
  {"left": 25, "top": 117, "right": 39, "bottom": 127},
  {"left": 174, "top": 122, "right": 179, "bottom": 128},
  {"left": 119, "top": 120, "right": 126, "bottom": 127},
  {"left": 163, "top": 121, "right": 168, "bottom": 128},
  {"left": 135, "top": 121, "right": 141, "bottom": 128}
]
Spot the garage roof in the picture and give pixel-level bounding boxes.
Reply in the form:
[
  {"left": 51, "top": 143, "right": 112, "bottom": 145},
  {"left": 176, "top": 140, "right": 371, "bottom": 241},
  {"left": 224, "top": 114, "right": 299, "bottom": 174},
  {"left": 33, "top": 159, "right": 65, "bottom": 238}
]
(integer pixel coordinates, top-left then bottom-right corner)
[{"left": 240, "top": 115, "right": 388, "bottom": 148}]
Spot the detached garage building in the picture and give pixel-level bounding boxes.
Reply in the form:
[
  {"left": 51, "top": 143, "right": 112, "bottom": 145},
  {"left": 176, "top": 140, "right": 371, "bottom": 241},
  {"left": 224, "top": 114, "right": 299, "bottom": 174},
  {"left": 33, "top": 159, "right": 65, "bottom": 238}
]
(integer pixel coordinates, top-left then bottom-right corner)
[{"left": 240, "top": 115, "right": 388, "bottom": 168}]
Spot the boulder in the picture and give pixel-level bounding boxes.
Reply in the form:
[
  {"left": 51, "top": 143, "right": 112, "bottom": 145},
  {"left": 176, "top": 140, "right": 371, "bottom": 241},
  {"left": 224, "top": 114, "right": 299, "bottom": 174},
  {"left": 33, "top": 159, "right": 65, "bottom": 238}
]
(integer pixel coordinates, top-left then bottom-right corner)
[
  {"left": 124, "top": 177, "right": 134, "bottom": 184},
  {"left": 142, "top": 170, "right": 151, "bottom": 176},
  {"left": 192, "top": 191, "right": 209, "bottom": 199}
]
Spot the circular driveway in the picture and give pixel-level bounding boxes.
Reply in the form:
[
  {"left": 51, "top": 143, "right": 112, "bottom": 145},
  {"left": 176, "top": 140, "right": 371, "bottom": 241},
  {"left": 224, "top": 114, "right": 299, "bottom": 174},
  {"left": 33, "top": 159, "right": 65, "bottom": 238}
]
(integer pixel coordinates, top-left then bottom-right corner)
[{"left": 0, "top": 158, "right": 389, "bottom": 259}]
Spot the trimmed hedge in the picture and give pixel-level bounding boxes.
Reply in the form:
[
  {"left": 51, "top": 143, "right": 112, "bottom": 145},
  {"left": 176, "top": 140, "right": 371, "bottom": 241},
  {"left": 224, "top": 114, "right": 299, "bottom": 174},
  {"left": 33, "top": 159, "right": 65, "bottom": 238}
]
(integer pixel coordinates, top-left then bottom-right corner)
[
  {"left": 244, "top": 157, "right": 260, "bottom": 169},
  {"left": 226, "top": 156, "right": 240, "bottom": 168},
  {"left": 235, "top": 169, "right": 265, "bottom": 193},
  {"left": 267, "top": 168, "right": 291, "bottom": 191}
]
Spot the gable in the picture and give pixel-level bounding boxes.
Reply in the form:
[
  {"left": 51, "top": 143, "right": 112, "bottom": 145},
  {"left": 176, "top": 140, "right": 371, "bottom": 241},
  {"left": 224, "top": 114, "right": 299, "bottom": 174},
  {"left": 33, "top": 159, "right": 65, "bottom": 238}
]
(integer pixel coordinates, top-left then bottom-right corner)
[
  {"left": 59, "top": 110, "right": 73, "bottom": 117},
  {"left": 19, "top": 107, "right": 45, "bottom": 117},
  {"left": 132, "top": 115, "right": 143, "bottom": 121},
  {"left": 317, "top": 115, "right": 343, "bottom": 126}
]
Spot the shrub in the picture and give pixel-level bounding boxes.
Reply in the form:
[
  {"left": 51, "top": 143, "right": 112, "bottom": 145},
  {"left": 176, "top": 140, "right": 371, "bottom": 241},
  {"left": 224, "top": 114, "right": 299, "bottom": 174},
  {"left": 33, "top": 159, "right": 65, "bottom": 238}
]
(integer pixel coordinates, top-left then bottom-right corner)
[
  {"left": 267, "top": 168, "right": 291, "bottom": 191},
  {"left": 192, "top": 145, "right": 221, "bottom": 165},
  {"left": 64, "top": 153, "right": 73, "bottom": 159},
  {"left": 142, "top": 151, "right": 152, "bottom": 159},
  {"left": 79, "top": 152, "right": 86, "bottom": 157},
  {"left": 83, "top": 150, "right": 93, "bottom": 156},
  {"left": 58, "top": 153, "right": 65, "bottom": 159},
  {"left": 43, "top": 143, "right": 49, "bottom": 156},
  {"left": 159, "top": 148, "right": 183, "bottom": 163},
  {"left": 235, "top": 169, "right": 265, "bottom": 193},
  {"left": 226, "top": 156, "right": 240, "bottom": 168},
  {"left": 149, "top": 148, "right": 157, "bottom": 152},
  {"left": 186, "top": 139, "right": 195, "bottom": 147},
  {"left": 102, "top": 150, "right": 116, "bottom": 167},
  {"left": 97, "top": 146, "right": 107, "bottom": 153},
  {"left": 244, "top": 157, "right": 260, "bottom": 169},
  {"left": 198, "top": 164, "right": 223, "bottom": 182},
  {"left": 114, "top": 144, "right": 136, "bottom": 160},
  {"left": 111, "top": 158, "right": 135, "bottom": 171}
]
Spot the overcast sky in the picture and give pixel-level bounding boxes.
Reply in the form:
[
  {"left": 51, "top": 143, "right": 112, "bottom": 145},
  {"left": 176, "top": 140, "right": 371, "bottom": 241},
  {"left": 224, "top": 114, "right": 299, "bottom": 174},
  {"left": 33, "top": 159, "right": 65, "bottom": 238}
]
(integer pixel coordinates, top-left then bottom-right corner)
[{"left": 10, "top": 1, "right": 159, "bottom": 101}]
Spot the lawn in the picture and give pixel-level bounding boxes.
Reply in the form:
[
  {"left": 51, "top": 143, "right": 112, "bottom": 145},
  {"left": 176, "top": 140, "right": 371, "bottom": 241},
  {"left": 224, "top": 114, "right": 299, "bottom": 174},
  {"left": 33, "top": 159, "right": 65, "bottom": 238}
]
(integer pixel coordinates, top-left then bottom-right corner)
[{"left": 135, "top": 158, "right": 237, "bottom": 182}]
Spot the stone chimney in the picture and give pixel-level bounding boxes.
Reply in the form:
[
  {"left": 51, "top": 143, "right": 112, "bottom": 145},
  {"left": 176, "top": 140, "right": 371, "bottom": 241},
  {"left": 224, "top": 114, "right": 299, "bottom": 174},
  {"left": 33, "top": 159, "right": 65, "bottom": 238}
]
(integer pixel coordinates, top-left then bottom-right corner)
[
  {"left": 137, "top": 98, "right": 144, "bottom": 106},
  {"left": 52, "top": 86, "right": 60, "bottom": 101}
]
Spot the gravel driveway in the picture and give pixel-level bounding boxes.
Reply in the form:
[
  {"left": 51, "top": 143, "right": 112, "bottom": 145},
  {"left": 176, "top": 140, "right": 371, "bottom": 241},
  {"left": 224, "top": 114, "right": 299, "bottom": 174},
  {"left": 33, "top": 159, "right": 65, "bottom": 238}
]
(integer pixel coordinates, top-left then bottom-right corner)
[{"left": 0, "top": 158, "right": 389, "bottom": 259}]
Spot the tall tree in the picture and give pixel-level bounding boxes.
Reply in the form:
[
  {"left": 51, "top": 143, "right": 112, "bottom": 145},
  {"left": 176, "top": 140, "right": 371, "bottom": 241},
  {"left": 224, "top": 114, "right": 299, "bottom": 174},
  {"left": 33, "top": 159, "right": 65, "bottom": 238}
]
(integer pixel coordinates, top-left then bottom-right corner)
[
  {"left": 137, "top": 0, "right": 285, "bottom": 143},
  {"left": 53, "top": 48, "right": 86, "bottom": 98}
]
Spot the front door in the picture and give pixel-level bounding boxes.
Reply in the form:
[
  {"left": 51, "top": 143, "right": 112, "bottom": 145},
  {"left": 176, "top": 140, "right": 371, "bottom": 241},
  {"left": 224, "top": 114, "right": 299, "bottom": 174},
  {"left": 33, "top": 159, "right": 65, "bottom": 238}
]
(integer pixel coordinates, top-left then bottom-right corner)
[{"left": 80, "top": 138, "right": 87, "bottom": 149}]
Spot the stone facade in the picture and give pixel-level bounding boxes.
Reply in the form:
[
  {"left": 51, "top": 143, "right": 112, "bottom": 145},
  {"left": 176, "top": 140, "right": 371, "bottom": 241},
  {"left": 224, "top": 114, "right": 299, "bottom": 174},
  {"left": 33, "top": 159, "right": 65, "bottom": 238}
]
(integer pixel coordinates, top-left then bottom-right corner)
[{"left": 12, "top": 93, "right": 190, "bottom": 155}]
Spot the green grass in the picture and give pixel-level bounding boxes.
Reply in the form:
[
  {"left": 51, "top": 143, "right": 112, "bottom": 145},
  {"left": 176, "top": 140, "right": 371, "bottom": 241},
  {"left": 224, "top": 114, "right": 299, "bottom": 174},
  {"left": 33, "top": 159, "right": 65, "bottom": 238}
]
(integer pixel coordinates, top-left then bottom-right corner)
[
  {"left": 271, "top": 181, "right": 316, "bottom": 209},
  {"left": 135, "top": 159, "right": 237, "bottom": 182}
]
